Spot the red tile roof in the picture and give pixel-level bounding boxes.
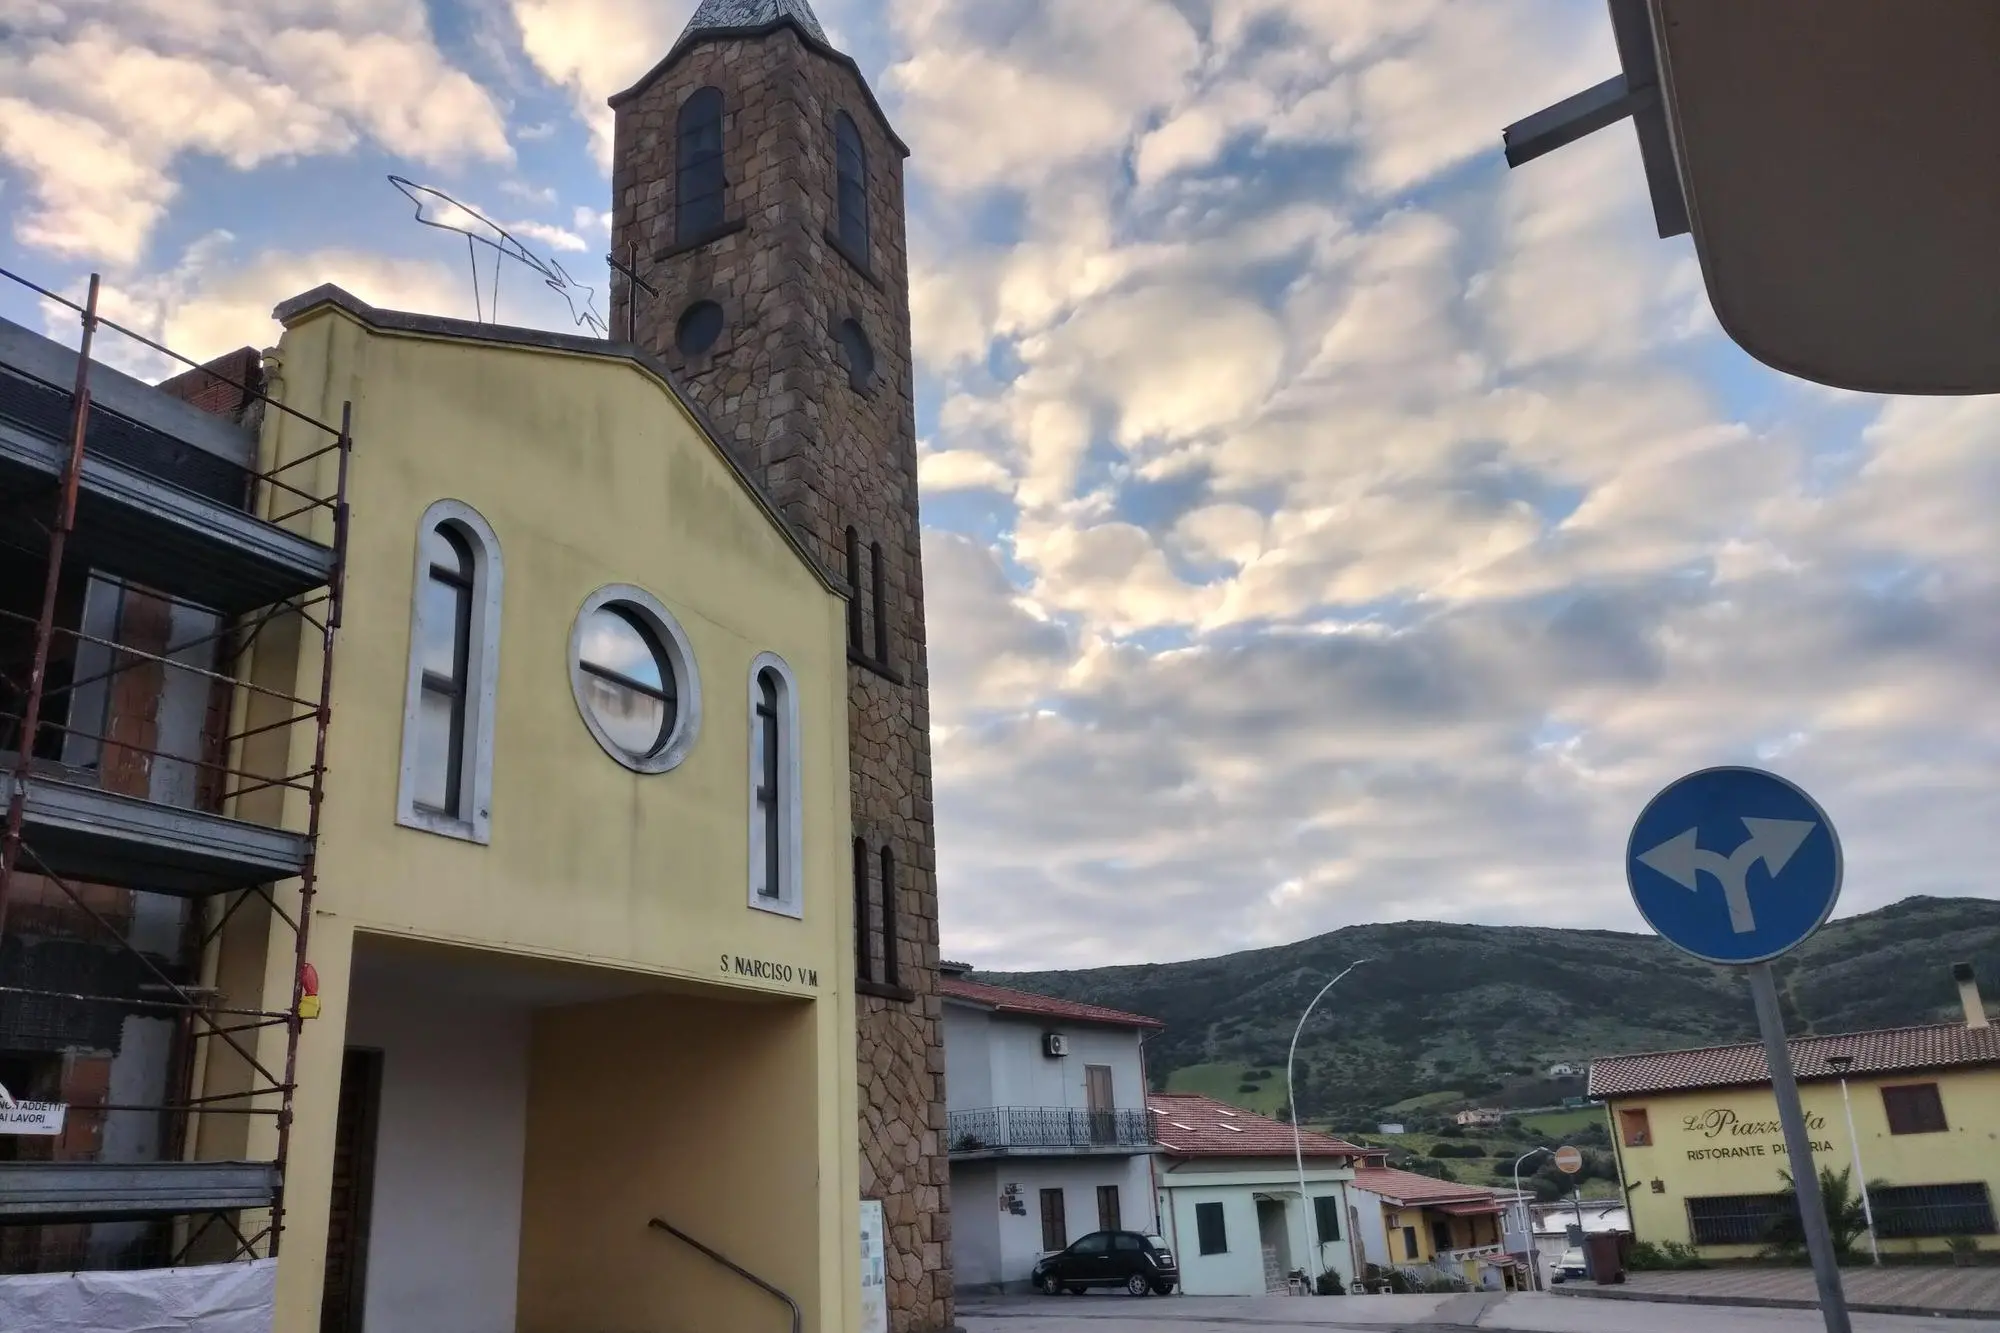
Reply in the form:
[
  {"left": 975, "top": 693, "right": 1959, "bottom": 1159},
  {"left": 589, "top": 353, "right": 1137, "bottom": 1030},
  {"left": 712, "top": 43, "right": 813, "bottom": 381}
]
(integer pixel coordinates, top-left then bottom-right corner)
[
  {"left": 940, "top": 976, "right": 1164, "bottom": 1030},
  {"left": 1435, "top": 1198, "right": 1505, "bottom": 1217},
  {"left": 1589, "top": 1021, "right": 2000, "bottom": 1098},
  {"left": 1145, "top": 1093, "right": 1365, "bottom": 1159},
  {"left": 1351, "top": 1164, "right": 1509, "bottom": 1209}
]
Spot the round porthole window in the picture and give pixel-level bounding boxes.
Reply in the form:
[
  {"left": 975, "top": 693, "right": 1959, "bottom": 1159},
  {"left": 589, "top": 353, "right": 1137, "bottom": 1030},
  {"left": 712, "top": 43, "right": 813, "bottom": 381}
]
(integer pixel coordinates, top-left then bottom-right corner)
[
  {"left": 676, "top": 300, "right": 724, "bottom": 357},
  {"left": 568, "top": 585, "right": 701, "bottom": 773}
]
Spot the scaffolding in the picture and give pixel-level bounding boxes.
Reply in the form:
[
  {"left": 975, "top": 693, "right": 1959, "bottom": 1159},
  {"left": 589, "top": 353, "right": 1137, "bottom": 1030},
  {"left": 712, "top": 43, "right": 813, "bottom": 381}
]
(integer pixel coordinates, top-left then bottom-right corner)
[{"left": 0, "top": 267, "right": 350, "bottom": 1272}]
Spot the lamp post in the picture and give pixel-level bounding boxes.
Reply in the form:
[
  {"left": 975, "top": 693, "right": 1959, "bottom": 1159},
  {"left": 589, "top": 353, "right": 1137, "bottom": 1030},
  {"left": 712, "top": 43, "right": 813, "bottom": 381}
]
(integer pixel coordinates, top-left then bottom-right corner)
[
  {"left": 1513, "top": 1147, "right": 1552, "bottom": 1290},
  {"left": 1288, "top": 959, "right": 1371, "bottom": 1294},
  {"left": 1826, "top": 1054, "right": 1879, "bottom": 1265}
]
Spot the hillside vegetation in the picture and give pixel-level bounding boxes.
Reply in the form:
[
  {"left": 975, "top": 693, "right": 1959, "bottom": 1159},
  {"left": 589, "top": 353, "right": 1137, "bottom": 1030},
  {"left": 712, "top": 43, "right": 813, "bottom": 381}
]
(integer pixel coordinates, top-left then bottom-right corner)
[{"left": 979, "top": 895, "right": 1999, "bottom": 1129}]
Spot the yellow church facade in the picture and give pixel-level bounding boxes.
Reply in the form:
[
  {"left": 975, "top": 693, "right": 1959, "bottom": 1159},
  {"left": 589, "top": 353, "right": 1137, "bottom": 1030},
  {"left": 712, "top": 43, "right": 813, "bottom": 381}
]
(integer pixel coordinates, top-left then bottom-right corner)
[{"left": 206, "top": 287, "right": 865, "bottom": 1333}]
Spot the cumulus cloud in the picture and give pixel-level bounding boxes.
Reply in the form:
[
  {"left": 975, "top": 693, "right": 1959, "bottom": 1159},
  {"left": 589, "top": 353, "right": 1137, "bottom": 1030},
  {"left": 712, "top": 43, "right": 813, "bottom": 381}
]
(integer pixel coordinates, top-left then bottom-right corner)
[
  {"left": 9, "top": 0, "right": 1993, "bottom": 972},
  {"left": 891, "top": 0, "right": 2000, "bottom": 965},
  {"left": 58, "top": 233, "right": 473, "bottom": 378},
  {"left": 0, "top": 0, "right": 512, "bottom": 266},
  {"left": 508, "top": 0, "right": 693, "bottom": 168}
]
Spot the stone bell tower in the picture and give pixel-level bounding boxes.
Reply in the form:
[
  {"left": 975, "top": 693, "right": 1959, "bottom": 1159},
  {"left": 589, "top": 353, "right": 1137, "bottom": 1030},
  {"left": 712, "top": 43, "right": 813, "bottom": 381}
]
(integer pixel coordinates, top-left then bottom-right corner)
[{"left": 608, "top": 2, "right": 952, "bottom": 1329}]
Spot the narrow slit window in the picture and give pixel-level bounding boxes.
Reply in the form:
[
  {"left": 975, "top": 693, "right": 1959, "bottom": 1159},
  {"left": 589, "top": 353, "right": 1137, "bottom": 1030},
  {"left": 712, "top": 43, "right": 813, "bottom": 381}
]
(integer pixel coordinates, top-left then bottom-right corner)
[
  {"left": 748, "top": 656, "right": 802, "bottom": 916},
  {"left": 870, "top": 539, "right": 889, "bottom": 666},
  {"left": 834, "top": 111, "right": 869, "bottom": 263},
  {"left": 413, "top": 524, "right": 474, "bottom": 814},
  {"left": 677, "top": 86, "right": 726, "bottom": 243},
  {"left": 853, "top": 837, "right": 873, "bottom": 983},
  {"left": 845, "top": 526, "right": 865, "bottom": 653},
  {"left": 753, "top": 669, "right": 780, "bottom": 897},
  {"left": 879, "top": 844, "right": 900, "bottom": 988}
]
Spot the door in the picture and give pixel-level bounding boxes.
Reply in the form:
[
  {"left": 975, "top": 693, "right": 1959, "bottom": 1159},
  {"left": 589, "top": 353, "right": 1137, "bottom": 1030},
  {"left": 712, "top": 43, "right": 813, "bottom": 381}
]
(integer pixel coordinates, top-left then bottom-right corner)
[
  {"left": 1255, "top": 1198, "right": 1291, "bottom": 1292},
  {"left": 322, "top": 1049, "right": 383, "bottom": 1333},
  {"left": 1039, "top": 1187, "right": 1067, "bottom": 1254},
  {"left": 1085, "top": 1064, "right": 1115, "bottom": 1143},
  {"left": 1097, "top": 1183, "right": 1121, "bottom": 1232},
  {"left": 1432, "top": 1218, "right": 1453, "bottom": 1258}
]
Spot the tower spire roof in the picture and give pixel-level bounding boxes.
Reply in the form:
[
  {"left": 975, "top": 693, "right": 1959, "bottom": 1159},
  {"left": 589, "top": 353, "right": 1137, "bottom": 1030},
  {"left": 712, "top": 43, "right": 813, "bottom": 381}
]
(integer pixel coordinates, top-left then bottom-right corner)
[{"left": 678, "top": 0, "right": 826, "bottom": 45}]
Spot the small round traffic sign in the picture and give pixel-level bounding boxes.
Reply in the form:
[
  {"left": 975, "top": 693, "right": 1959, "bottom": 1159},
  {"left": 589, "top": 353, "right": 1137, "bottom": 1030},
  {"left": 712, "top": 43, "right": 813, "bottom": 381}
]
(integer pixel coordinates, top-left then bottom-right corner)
[
  {"left": 1554, "top": 1146, "right": 1583, "bottom": 1174},
  {"left": 1626, "top": 766, "right": 1842, "bottom": 966}
]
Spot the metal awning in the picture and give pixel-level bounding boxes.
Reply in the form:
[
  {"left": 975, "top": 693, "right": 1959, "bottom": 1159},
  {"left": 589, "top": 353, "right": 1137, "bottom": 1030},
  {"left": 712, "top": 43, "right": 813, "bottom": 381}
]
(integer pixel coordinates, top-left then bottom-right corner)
[
  {"left": 19, "top": 776, "right": 310, "bottom": 896},
  {"left": 1504, "top": 0, "right": 2000, "bottom": 395},
  {"left": 0, "top": 1160, "right": 280, "bottom": 1223}
]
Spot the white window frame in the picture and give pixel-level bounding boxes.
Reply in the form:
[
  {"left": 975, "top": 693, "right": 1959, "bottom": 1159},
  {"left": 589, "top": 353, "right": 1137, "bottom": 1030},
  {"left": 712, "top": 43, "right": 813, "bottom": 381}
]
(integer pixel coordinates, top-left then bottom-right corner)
[
  {"left": 747, "top": 651, "right": 804, "bottom": 918},
  {"left": 396, "top": 499, "right": 503, "bottom": 844},
  {"left": 567, "top": 583, "right": 702, "bottom": 774}
]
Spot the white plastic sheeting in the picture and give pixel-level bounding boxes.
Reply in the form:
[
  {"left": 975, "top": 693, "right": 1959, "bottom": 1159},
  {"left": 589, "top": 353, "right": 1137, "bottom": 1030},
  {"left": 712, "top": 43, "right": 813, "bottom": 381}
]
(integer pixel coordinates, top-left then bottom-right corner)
[{"left": 0, "top": 1258, "right": 275, "bottom": 1332}]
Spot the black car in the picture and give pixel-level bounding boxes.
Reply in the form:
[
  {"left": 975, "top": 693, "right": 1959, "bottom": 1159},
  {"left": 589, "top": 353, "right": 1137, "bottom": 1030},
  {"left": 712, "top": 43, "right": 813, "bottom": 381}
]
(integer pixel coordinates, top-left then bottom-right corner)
[{"left": 1032, "top": 1230, "right": 1178, "bottom": 1296}]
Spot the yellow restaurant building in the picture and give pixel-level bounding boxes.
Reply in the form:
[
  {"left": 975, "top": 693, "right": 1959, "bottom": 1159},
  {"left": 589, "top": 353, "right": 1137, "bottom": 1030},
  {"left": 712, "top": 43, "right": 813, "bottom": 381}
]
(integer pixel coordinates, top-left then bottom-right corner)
[
  {"left": 1592, "top": 964, "right": 1999, "bottom": 1258},
  {"left": 158, "top": 288, "right": 862, "bottom": 1333}
]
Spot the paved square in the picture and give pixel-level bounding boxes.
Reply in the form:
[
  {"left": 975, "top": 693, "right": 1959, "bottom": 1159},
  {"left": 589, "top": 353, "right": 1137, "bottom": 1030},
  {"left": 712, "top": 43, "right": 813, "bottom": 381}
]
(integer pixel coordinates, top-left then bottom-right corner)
[{"left": 1585, "top": 1267, "right": 2000, "bottom": 1317}]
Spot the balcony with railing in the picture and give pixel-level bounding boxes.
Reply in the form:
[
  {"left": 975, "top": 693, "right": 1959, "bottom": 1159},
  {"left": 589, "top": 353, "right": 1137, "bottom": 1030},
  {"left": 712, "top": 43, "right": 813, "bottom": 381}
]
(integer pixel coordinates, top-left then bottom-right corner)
[{"left": 946, "top": 1106, "right": 1157, "bottom": 1159}]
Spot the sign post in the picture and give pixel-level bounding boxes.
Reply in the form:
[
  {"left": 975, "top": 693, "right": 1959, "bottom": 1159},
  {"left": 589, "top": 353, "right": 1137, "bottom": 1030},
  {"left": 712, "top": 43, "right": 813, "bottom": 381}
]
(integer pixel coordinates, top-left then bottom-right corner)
[
  {"left": 1554, "top": 1145, "right": 1586, "bottom": 1242},
  {"left": 1628, "top": 765, "right": 1850, "bottom": 1333}
]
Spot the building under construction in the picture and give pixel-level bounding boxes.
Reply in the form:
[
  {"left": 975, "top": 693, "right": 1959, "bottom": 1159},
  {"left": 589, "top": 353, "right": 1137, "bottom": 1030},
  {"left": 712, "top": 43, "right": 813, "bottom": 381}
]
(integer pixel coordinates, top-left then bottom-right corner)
[{"left": 0, "top": 271, "right": 346, "bottom": 1285}]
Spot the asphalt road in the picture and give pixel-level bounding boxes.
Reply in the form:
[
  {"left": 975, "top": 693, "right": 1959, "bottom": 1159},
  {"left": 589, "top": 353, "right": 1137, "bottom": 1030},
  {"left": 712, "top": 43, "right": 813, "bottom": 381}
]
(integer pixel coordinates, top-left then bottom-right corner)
[{"left": 957, "top": 1290, "right": 2000, "bottom": 1333}]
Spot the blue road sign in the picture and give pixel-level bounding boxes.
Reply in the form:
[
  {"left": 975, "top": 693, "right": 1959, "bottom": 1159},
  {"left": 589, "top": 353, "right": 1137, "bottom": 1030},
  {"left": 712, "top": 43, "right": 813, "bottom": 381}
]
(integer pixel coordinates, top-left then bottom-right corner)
[{"left": 1626, "top": 766, "right": 1842, "bottom": 965}]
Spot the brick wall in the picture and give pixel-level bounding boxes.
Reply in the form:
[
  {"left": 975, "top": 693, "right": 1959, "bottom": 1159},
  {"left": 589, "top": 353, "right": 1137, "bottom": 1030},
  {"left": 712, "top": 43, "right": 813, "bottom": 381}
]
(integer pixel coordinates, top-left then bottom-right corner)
[{"left": 612, "top": 25, "right": 952, "bottom": 1332}]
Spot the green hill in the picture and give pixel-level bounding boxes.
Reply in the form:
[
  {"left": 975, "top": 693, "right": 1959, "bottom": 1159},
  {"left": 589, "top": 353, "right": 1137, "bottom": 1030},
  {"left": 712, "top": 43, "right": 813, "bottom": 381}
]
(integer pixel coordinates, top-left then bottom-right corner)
[{"left": 977, "top": 895, "right": 2000, "bottom": 1128}]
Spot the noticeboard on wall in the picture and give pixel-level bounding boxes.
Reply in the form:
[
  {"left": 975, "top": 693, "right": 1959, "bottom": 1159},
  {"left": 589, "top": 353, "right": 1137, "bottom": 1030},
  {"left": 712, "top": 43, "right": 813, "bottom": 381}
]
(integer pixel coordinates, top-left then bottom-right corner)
[{"left": 860, "top": 1199, "right": 887, "bottom": 1333}]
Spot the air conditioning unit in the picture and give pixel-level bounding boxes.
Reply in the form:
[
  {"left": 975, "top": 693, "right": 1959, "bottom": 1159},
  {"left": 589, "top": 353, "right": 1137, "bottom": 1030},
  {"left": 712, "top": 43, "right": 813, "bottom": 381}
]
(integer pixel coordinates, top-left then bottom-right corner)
[{"left": 1043, "top": 1032, "right": 1069, "bottom": 1058}]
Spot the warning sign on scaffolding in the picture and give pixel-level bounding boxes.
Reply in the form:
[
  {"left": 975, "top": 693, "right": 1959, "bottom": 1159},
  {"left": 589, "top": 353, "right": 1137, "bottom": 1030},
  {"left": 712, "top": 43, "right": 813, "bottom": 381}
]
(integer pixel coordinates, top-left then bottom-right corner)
[{"left": 0, "top": 1102, "right": 66, "bottom": 1135}]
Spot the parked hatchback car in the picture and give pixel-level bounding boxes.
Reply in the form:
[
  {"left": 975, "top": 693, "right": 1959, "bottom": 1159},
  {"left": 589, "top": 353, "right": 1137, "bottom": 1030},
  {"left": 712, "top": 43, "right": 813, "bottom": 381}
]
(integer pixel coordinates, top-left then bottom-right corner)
[
  {"left": 1549, "top": 1246, "right": 1587, "bottom": 1284},
  {"left": 1033, "top": 1230, "right": 1178, "bottom": 1296}
]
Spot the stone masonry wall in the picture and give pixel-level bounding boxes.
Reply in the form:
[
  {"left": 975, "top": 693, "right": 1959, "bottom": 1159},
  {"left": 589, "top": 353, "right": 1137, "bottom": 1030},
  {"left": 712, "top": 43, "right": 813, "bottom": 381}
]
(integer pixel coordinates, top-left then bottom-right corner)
[{"left": 611, "top": 26, "right": 951, "bottom": 1333}]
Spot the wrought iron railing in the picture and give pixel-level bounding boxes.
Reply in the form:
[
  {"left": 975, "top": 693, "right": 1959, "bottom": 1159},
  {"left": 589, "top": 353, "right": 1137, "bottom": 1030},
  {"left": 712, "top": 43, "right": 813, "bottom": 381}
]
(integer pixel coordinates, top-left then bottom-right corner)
[{"left": 946, "top": 1106, "right": 1155, "bottom": 1153}]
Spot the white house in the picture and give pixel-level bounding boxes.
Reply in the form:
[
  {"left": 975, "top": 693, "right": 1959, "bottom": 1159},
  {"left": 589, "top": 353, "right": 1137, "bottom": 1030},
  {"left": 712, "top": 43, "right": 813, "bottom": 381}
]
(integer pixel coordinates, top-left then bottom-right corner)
[
  {"left": 941, "top": 964, "right": 1164, "bottom": 1294},
  {"left": 1547, "top": 1062, "right": 1580, "bottom": 1077},
  {"left": 1149, "top": 1093, "right": 1363, "bottom": 1295}
]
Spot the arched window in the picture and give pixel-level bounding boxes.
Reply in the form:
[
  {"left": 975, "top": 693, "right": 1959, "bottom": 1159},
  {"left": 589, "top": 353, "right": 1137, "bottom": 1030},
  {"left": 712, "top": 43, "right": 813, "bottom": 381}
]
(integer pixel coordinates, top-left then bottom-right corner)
[
  {"left": 836, "top": 317, "right": 875, "bottom": 391},
  {"left": 677, "top": 86, "right": 726, "bottom": 243},
  {"left": 748, "top": 653, "right": 802, "bottom": 916},
  {"left": 398, "top": 500, "right": 504, "bottom": 843},
  {"left": 834, "top": 111, "right": 869, "bottom": 263}
]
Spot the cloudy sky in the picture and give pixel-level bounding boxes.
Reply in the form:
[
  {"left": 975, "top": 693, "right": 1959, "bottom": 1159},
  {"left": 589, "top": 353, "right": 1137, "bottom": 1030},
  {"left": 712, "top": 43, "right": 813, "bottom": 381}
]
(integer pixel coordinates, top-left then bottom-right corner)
[{"left": 5, "top": 0, "right": 1997, "bottom": 971}]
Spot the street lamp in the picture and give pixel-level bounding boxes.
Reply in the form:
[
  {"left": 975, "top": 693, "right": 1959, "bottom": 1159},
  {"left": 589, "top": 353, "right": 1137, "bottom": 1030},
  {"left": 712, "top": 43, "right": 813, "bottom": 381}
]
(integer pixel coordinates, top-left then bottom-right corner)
[
  {"left": 1826, "top": 1054, "right": 1879, "bottom": 1265},
  {"left": 1512, "top": 1148, "right": 1553, "bottom": 1290},
  {"left": 1288, "top": 959, "right": 1371, "bottom": 1294}
]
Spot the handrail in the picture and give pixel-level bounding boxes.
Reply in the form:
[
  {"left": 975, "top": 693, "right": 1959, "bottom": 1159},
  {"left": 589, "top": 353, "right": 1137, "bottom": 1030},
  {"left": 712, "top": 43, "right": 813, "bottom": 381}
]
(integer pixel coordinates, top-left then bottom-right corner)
[{"left": 648, "top": 1217, "right": 802, "bottom": 1333}]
